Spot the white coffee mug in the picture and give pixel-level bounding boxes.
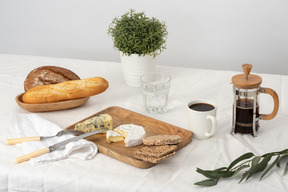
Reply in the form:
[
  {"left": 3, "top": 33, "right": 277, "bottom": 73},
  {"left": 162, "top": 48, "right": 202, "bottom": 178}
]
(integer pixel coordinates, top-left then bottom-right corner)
[{"left": 187, "top": 100, "right": 217, "bottom": 139}]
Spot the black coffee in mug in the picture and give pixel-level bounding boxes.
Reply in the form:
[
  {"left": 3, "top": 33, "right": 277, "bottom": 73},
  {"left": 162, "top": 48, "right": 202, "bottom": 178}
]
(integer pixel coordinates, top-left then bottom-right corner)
[{"left": 189, "top": 103, "right": 215, "bottom": 112}]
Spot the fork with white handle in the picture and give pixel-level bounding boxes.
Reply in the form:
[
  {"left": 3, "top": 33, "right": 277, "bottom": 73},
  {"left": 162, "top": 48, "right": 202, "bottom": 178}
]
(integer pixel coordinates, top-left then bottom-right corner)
[{"left": 6, "top": 129, "right": 83, "bottom": 145}]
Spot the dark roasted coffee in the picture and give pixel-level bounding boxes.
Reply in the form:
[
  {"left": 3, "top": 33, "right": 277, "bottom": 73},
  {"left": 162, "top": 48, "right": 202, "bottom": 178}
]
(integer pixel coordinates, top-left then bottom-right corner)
[
  {"left": 235, "top": 99, "right": 259, "bottom": 134},
  {"left": 189, "top": 103, "right": 215, "bottom": 112}
]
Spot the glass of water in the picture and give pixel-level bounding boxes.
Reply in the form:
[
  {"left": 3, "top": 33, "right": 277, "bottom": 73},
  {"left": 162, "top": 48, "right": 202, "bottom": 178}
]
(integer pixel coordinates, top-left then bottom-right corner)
[{"left": 140, "top": 72, "right": 171, "bottom": 114}]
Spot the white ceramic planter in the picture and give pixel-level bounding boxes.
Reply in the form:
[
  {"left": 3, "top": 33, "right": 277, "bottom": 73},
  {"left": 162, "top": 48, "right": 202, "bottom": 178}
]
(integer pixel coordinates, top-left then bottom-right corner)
[{"left": 120, "top": 53, "right": 156, "bottom": 87}]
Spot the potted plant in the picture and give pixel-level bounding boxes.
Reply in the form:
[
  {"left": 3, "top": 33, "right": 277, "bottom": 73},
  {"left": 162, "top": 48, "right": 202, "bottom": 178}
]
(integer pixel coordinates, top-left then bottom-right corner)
[{"left": 108, "top": 9, "right": 168, "bottom": 87}]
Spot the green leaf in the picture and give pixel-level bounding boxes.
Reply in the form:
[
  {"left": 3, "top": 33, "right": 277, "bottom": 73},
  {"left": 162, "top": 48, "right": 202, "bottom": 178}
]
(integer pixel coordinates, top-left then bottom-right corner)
[
  {"left": 278, "top": 148, "right": 288, "bottom": 154},
  {"left": 213, "top": 167, "right": 228, "bottom": 172},
  {"left": 234, "top": 165, "right": 250, "bottom": 175},
  {"left": 221, "top": 171, "right": 235, "bottom": 178},
  {"left": 246, "top": 155, "right": 272, "bottom": 181},
  {"left": 260, "top": 155, "right": 280, "bottom": 180},
  {"left": 239, "top": 156, "right": 261, "bottom": 182},
  {"left": 256, "top": 155, "right": 273, "bottom": 172},
  {"left": 251, "top": 156, "right": 262, "bottom": 167},
  {"left": 228, "top": 152, "right": 254, "bottom": 170},
  {"left": 196, "top": 168, "right": 226, "bottom": 180},
  {"left": 194, "top": 179, "right": 218, "bottom": 187},
  {"left": 277, "top": 154, "right": 288, "bottom": 167},
  {"left": 284, "top": 161, "right": 288, "bottom": 175},
  {"left": 239, "top": 171, "right": 249, "bottom": 183}
]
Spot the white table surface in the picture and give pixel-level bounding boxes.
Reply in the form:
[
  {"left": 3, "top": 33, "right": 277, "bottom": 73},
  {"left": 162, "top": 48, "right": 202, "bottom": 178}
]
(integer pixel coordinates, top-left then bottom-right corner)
[{"left": 1, "top": 54, "right": 288, "bottom": 192}]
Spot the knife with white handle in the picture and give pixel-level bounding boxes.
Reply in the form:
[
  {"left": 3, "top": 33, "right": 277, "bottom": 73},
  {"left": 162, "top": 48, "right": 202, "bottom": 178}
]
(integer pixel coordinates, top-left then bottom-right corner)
[{"left": 14, "top": 130, "right": 103, "bottom": 164}]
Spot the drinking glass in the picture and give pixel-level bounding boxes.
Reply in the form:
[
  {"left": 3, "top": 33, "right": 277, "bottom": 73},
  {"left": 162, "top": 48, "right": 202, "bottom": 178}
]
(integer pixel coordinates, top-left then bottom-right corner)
[{"left": 140, "top": 72, "right": 171, "bottom": 114}]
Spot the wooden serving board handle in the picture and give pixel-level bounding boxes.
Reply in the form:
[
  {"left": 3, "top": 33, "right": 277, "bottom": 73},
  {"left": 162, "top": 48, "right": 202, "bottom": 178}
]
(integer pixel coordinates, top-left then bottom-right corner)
[
  {"left": 14, "top": 147, "right": 50, "bottom": 164},
  {"left": 6, "top": 136, "right": 41, "bottom": 145},
  {"left": 260, "top": 87, "right": 279, "bottom": 120}
]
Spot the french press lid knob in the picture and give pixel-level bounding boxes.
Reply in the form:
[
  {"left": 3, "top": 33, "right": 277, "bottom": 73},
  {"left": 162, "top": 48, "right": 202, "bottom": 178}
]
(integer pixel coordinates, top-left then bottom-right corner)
[{"left": 232, "top": 64, "right": 262, "bottom": 89}]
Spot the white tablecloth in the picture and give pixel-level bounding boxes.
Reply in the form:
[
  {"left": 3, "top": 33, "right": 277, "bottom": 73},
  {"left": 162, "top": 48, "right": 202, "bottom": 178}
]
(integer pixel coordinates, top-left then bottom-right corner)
[{"left": 0, "top": 54, "right": 288, "bottom": 192}]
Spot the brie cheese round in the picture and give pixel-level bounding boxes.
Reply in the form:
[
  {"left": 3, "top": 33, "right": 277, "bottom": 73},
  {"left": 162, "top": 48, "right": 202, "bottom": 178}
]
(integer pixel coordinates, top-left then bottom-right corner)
[{"left": 114, "top": 124, "right": 146, "bottom": 147}]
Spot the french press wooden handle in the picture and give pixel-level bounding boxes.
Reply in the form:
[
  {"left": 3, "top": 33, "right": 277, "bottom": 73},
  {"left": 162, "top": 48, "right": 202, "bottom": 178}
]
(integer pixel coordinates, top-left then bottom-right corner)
[{"left": 260, "top": 87, "right": 279, "bottom": 120}]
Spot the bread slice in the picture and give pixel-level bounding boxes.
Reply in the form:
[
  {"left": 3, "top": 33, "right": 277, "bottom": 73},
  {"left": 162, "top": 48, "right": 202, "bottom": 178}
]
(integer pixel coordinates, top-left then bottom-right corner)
[{"left": 143, "top": 135, "right": 182, "bottom": 146}]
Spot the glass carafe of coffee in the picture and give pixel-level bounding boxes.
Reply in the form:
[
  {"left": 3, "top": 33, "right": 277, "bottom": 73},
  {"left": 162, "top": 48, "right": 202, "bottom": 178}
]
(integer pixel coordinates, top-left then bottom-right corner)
[{"left": 231, "top": 64, "right": 279, "bottom": 136}]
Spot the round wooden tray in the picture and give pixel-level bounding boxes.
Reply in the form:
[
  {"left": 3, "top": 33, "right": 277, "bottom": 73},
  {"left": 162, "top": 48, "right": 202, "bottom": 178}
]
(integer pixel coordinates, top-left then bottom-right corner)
[{"left": 16, "top": 93, "right": 90, "bottom": 112}]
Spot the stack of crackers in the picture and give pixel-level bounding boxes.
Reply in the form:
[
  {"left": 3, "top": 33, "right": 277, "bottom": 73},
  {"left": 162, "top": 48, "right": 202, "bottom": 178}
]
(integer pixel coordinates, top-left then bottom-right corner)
[{"left": 134, "top": 135, "right": 182, "bottom": 164}]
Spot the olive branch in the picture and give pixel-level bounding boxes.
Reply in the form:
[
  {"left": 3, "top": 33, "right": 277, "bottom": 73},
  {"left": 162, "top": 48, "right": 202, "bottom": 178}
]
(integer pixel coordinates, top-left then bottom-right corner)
[{"left": 194, "top": 148, "right": 288, "bottom": 187}]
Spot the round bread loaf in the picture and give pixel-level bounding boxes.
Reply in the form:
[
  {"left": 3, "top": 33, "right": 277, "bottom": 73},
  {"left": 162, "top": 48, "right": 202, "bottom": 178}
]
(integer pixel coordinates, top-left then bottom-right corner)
[{"left": 24, "top": 66, "right": 80, "bottom": 92}]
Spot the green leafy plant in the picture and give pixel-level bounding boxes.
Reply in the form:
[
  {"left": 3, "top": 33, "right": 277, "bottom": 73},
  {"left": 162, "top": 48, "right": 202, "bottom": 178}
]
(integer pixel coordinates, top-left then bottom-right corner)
[
  {"left": 108, "top": 9, "right": 168, "bottom": 57},
  {"left": 195, "top": 148, "right": 288, "bottom": 187}
]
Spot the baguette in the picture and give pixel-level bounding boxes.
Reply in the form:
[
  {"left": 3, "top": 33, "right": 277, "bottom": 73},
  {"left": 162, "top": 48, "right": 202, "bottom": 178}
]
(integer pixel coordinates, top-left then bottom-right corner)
[{"left": 22, "top": 77, "right": 109, "bottom": 104}]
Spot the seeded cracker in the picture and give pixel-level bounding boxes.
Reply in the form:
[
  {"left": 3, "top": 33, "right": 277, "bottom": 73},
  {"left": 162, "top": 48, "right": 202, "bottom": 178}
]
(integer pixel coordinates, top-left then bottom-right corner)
[
  {"left": 134, "top": 151, "right": 177, "bottom": 164},
  {"left": 134, "top": 145, "right": 177, "bottom": 158},
  {"left": 143, "top": 135, "right": 182, "bottom": 146}
]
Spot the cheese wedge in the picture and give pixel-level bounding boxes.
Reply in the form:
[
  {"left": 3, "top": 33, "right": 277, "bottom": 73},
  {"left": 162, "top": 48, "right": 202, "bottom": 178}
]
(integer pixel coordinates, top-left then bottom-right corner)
[
  {"left": 75, "top": 114, "right": 113, "bottom": 133},
  {"left": 114, "top": 124, "right": 146, "bottom": 147},
  {"left": 106, "top": 130, "right": 124, "bottom": 143}
]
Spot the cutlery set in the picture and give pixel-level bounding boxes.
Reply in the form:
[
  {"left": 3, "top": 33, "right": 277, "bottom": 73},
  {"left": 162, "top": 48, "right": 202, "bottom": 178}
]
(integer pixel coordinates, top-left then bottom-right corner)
[{"left": 6, "top": 129, "right": 103, "bottom": 164}]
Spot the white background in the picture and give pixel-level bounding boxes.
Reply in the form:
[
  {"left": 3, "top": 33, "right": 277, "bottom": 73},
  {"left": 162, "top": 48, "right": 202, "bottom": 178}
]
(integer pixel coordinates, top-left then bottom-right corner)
[{"left": 0, "top": 0, "right": 287, "bottom": 75}]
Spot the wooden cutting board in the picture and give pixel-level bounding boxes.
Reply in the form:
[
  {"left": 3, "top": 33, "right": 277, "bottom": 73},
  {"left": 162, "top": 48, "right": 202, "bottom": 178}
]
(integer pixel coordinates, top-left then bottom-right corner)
[{"left": 66, "top": 106, "right": 193, "bottom": 168}]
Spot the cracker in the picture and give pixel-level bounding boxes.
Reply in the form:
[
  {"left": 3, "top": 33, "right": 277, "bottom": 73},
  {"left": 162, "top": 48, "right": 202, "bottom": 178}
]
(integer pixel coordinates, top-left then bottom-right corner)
[
  {"left": 134, "top": 145, "right": 177, "bottom": 158},
  {"left": 134, "top": 151, "right": 176, "bottom": 164},
  {"left": 143, "top": 135, "right": 182, "bottom": 146}
]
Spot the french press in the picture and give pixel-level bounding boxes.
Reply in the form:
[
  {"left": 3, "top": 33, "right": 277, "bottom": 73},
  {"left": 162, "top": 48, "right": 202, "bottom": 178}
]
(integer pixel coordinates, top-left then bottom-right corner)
[{"left": 231, "top": 64, "right": 279, "bottom": 136}]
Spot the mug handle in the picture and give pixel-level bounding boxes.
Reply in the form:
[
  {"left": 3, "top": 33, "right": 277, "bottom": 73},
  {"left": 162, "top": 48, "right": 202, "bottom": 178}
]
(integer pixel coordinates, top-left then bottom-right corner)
[
  {"left": 205, "top": 115, "right": 217, "bottom": 137},
  {"left": 260, "top": 87, "right": 279, "bottom": 120}
]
